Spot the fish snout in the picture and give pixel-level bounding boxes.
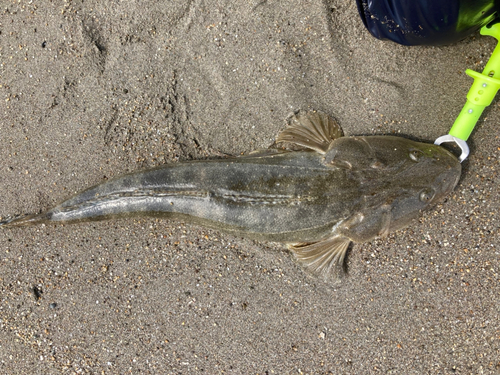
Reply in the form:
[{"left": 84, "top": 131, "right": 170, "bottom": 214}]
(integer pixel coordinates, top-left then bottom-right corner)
[{"left": 433, "top": 153, "right": 462, "bottom": 198}]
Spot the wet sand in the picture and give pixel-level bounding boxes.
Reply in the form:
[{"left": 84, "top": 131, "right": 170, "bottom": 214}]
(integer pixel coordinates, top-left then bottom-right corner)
[{"left": 1, "top": 1, "right": 499, "bottom": 373}]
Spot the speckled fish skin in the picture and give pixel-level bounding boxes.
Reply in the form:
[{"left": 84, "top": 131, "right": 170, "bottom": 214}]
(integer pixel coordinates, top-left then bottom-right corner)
[
  {"left": 8, "top": 151, "right": 359, "bottom": 241},
  {"left": 0, "top": 112, "right": 461, "bottom": 279}
]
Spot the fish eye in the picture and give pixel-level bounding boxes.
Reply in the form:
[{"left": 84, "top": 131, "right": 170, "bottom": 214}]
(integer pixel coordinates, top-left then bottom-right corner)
[
  {"left": 409, "top": 149, "right": 424, "bottom": 162},
  {"left": 419, "top": 189, "right": 435, "bottom": 202}
]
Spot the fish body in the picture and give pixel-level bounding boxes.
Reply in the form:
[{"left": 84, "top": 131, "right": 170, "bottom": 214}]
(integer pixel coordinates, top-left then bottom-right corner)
[{"left": 0, "top": 112, "right": 461, "bottom": 279}]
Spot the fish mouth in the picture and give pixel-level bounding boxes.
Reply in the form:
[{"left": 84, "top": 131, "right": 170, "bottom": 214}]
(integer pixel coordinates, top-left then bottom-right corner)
[{"left": 433, "top": 148, "right": 462, "bottom": 197}]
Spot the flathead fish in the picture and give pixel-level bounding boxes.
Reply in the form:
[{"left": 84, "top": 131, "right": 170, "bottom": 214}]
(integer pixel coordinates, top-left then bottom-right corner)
[{"left": 0, "top": 112, "right": 461, "bottom": 279}]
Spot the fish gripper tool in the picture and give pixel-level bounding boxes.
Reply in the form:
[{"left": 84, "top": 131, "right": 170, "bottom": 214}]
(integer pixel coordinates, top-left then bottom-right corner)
[{"left": 435, "top": 23, "right": 500, "bottom": 162}]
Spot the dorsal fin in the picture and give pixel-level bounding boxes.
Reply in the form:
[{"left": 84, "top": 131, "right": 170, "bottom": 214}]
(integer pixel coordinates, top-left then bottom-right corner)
[{"left": 276, "top": 111, "right": 343, "bottom": 154}]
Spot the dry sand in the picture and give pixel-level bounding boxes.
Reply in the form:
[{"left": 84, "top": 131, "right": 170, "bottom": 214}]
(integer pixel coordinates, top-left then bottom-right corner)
[{"left": 0, "top": 0, "right": 499, "bottom": 373}]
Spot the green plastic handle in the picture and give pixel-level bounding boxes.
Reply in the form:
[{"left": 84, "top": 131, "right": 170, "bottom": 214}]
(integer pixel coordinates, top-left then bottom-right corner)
[{"left": 449, "top": 23, "right": 500, "bottom": 141}]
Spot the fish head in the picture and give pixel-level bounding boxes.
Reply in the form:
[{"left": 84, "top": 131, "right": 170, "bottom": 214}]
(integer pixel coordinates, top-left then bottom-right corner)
[
  {"left": 368, "top": 136, "right": 462, "bottom": 231},
  {"left": 325, "top": 136, "right": 462, "bottom": 234}
]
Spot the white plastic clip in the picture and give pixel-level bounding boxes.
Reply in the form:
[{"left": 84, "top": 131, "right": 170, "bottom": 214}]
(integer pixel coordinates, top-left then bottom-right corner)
[{"left": 434, "top": 135, "right": 469, "bottom": 163}]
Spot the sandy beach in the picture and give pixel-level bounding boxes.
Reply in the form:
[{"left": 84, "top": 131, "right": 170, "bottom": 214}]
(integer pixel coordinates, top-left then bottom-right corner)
[{"left": 1, "top": 0, "right": 499, "bottom": 373}]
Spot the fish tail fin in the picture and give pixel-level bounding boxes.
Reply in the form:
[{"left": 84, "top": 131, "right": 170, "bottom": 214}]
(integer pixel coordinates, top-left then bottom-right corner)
[{"left": 0, "top": 212, "right": 51, "bottom": 228}]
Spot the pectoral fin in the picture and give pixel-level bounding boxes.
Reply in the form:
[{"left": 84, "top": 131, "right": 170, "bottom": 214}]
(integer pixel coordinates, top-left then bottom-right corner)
[
  {"left": 289, "top": 235, "right": 351, "bottom": 280},
  {"left": 276, "top": 111, "right": 343, "bottom": 154}
]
